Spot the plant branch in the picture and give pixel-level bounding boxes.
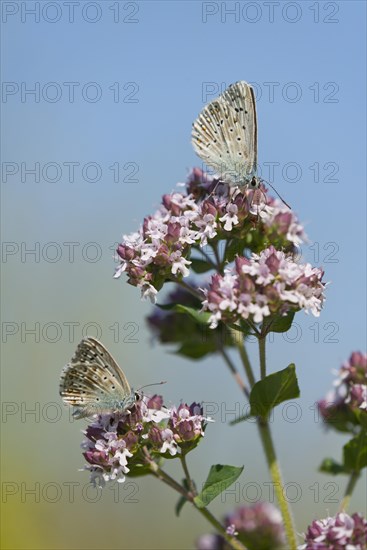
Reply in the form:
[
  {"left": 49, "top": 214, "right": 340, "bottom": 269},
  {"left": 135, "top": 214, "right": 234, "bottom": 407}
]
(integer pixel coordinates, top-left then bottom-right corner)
[
  {"left": 233, "top": 333, "right": 256, "bottom": 388},
  {"left": 147, "top": 451, "right": 245, "bottom": 550},
  {"left": 219, "top": 347, "right": 250, "bottom": 398},
  {"left": 256, "top": 418, "right": 297, "bottom": 550},
  {"left": 180, "top": 453, "right": 196, "bottom": 495},
  {"left": 234, "top": 336, "right": 297, "bottom": 549},
  {"left": 175, "top": 279, "right": 203, "bottom": 300},
  {"left": 258, "top": 336, "right": 266, "bottom": 380},
  {"left": 198, "top": 507, "right": 246, "bottom": 550},
  {"left": 339, "top": 470, "right": 360, "bottom": 512},
  {"left": 147, "top": 459, "right": 189, "bottom": 499}
]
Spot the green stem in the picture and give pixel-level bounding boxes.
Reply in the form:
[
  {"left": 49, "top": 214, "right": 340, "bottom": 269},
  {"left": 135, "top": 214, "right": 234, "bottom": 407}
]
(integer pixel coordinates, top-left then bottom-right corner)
[
  {"left": 219, "top": 348, "right": 250, "bottom": 398},
  {"left": 180, "top": 453, "right": 196, "bottom": 495},
  {"left": 257, "top": 418, "right": 297, "bottom": 550},
  {"left": 149, "top": 459, "right": 245, "bottom": 550},
  {"left": 146, "top": 455, "right": 188, "bottom": 498},
  {"left": 233, "top": 338, "right": 297, "bottom": 549},
  {"left": 234, "top": 334, "right": 256, "bottom": 388},
  {"left": 259, "top": 337, "right": 266, "bottom": 380},
  {"left": 180, "top": 454, "right": 246, "bottom": 550},
  {"left": 339, "top": 470, "right": 360, "bottom": 512}
]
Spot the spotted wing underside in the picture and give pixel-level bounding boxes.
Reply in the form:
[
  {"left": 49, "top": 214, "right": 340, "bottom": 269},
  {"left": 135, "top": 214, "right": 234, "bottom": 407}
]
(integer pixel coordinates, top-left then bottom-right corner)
[
  {"left": 60, "top": 337, "right": 133, "bottom": 418},
  {"left": 192, "top": 81, "right": 257, "bottom": 187}
]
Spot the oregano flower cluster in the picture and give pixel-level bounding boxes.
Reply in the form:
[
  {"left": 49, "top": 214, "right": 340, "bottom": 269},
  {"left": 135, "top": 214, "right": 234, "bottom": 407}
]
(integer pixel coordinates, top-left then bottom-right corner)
[{"left": 114, "top": 169, "right": 305, "bottom": 302}]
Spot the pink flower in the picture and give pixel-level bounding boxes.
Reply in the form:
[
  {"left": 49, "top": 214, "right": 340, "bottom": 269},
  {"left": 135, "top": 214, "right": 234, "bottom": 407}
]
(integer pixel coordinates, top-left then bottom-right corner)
[
  {"left": 299, "top": 512, "right": 367, "bottom": 549},
  {"left": 115, "top": 170, "right": 306, "bottom": 302},
  {"left": 202, "top": 246, "right": 326, "bottom": 328},
  {"left": 318, "top": 352, "right": 367, "bottom": 429},
  {"left": 81, "top": 396, "right": 209, "bottom": 486}
]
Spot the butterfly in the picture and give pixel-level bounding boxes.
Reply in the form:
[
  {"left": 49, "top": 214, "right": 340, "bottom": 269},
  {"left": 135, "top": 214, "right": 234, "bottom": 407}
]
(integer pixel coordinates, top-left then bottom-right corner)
[
  {"left": 192, "top": 81, "right": 290, "bottom": 208},
  {"left": 60, "top": 336, "right": 136, "bottom": 419},
  {"left": 192, "top": 81, "right": 259, "bottom": 191}
]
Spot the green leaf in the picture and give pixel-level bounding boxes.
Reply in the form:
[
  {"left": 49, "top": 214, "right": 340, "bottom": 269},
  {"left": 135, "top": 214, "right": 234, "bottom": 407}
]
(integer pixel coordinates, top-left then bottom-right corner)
[
  {"left": 126, "top": 463, "right": 153, "bottom": 477},
  {"left": 158, "top": 303, "right": 211, "bottom": 325},
  {"left": 343, "top": 430, "right": 367, "bottom": 472},
  {"left": 229, "top": 412, "right": 252, "bottom": 426},
  {"left": 153, "top": 301, "right": 235, "bottom": 360},
  {"left": 249, "top": 364, "right": 300, "bottom": 417},
  {"left": 263, "top": 311, "right": 295, "bottom": 334},
  {"left": 228, "top": 319, "right": 252, "bottom": 336},
  {"left": 175, "top": 341, "right": 217, "bottom": 359},
  {"left": 319, "top": 458, "right": 349, "bottom": 475},
  {"left": 190, "top": 258, "right": 213, "bottom": 273},
  {"left": 355, "top": 409, "right": 367, "bottom": 429},
  {"left": 194, "top": 464, "right": 244, "bottom": 508},
  {"left": 173, "top": 304, "right": 211, "bottom": 325},
  {"left": 319, "top": 405, "right": 363, "bottom": 434},
  {"left": 156, "top": 302, "right": 178, "bottom": 311},
  {"left": 175, "top": 495, "right": 187, "bottom": 516}
]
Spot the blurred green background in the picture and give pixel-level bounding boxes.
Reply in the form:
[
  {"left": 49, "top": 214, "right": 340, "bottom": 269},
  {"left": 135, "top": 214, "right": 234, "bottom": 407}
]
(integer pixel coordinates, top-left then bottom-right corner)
[{"left": 1, "top": 1, "right": 366, "bottom": 549}]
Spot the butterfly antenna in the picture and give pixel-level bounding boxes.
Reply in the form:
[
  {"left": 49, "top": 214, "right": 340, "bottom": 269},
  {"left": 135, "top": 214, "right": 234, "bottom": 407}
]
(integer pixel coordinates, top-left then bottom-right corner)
[
  {"left": 137, "top": 381, "right": 167, "bottom": 392},
  {"left": 261, "top": 179, "right": 291, "bottom": 210}
]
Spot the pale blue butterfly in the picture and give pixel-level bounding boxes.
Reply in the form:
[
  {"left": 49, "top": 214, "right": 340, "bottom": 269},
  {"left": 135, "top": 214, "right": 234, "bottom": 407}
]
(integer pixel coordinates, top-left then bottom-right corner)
[
  {"left": 192, "top": 81, "right": 259, "bottom": 190},
  {"left": 192, "top": 80, "right": 290, "bottom": 207},
  {"left": 60, "top": 336, "right": 136, "bottom": 419}
]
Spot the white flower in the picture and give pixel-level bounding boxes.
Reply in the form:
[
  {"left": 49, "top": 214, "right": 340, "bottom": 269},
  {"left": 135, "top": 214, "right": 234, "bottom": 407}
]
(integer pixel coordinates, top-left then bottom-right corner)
[
  {"left": 160, "top": 428, "right": 177, "bottom": 456},
  {"left": 249, "top": 302, "right": 270, "bottom": 323},
  {"left": 219, "top": 203, "right": 239, "bottom": 231},
  {"left": 142, "top": 402, "right": 171, "bottom": 423},
  {"left": 255, "top": 263, "right": 274, "bottom": 285},
  {"left": 140, "top": 244, "right": 157, "bottom": 263},
  {"left": 196, "top": 213, "right": 218, "bottom": 246},
  {"left": 113, "top": 263, "right": 126, "bottom": 278},
  {"left": 171, "top": 192, "right": 197, "bottom": 210},
  {"left": 358, "top": 385, "right": 367, "bottom": 410},
  {"left": 171, "top": 255, "right": 191, "bottom": 277},
  {"left": 179, "top": 225, "right": 197, "bottom": 244},
  {"left": 140, "top": 283, "right": 158, "bottom": 303},
  {"left": 249, "top": 201, "right": 271, "bottom": 219},
  {"left": 208, "top": 310, "right": 222, "bottom": 329},
  {"left": 146, "top": 219, "right": 167, "bottom": 241},
  {"left": 116, "top": 447, "right": 133, "bottom": 472},
  {"left": 108, "top": 465, "right": 128, "bottom": 483},
  {"left": 122, "top": 231, "right": 141, "bottom": 247}
]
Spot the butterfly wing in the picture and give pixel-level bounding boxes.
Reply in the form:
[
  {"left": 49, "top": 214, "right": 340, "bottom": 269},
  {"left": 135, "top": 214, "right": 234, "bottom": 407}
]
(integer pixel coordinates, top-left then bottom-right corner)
[
  {"left": 192, "top": 81, "right": 258, "bottom": 187},
  {"left": 60, "top": 337, "right": 135, "bottom": 418}
]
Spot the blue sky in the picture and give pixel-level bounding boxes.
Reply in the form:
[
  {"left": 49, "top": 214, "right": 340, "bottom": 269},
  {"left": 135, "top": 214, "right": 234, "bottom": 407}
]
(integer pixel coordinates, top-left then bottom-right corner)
[{"left": 2, "top": 1, "right": 366, "bottom": 548}]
